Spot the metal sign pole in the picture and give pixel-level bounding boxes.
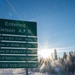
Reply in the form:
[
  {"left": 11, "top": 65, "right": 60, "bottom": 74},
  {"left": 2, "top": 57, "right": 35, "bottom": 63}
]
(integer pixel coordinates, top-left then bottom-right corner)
[
  {"left": 0, "top": 34, "right": 1, "bottom": 54},
  {"left": 26, "top": 68, "right": 28, "bottom": 75},
  {"left": 26, "top": 35, "right": 28, "bottom": 75}
]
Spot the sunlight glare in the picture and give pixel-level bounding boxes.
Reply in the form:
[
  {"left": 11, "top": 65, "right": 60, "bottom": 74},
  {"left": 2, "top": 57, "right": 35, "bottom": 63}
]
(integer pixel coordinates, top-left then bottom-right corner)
[{"left": 38, "top": 48, "right": 51, "bottom": 59}]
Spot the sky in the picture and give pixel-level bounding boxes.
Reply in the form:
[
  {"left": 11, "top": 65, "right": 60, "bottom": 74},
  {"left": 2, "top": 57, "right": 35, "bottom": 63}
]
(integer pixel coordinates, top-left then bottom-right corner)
[{"left": 0, "top": 0, "right": 75, "bottom": 57}]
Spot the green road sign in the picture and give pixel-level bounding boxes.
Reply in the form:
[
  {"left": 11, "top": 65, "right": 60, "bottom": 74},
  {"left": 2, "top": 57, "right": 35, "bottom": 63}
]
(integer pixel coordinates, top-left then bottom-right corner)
[
  {"left": 0, "top": 55, "right": 38, "bottom": 61},
  {"left": 0, "top": 62, "right": 38, "bottom": 68},
  {"left": 0, "top": 42, "right": 37, "bottom": 48},
  {"left": 0, "top": 49, "right": 37, "bottom": 54},
  {"left": 0, "top": 19, "right": 37, "bottom": 36},
  {"left": 0, "top": 19, "right": 38, "bottom": 68},
  {"left": 0, "top": 35, "right": 37, "bottom": 42}
]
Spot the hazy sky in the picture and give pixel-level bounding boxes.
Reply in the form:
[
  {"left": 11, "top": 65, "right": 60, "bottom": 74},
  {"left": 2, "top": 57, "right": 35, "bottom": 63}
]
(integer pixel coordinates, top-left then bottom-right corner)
[{"left": 0, "top": 0, "right": 75, "bottom": 55}]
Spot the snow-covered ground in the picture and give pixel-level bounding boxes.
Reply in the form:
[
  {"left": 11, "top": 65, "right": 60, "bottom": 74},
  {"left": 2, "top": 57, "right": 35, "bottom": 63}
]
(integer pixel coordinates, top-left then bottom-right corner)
[
  {"left": 0, "top": 69, "right": 74, "bottom": 75},
  {"left": 0, "top": 69, "right": 58, "bottom": 75}
]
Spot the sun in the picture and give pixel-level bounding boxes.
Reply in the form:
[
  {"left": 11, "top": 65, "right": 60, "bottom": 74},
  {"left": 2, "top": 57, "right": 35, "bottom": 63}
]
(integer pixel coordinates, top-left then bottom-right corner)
[{"left": 38, "top": 48, "right": 52, "bottom": 59}]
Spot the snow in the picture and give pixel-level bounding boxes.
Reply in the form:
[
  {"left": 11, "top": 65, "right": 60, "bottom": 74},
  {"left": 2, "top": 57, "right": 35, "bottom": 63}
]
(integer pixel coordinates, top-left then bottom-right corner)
[{"left": 0, "top": 69, "right": 58, "bottom": 75}]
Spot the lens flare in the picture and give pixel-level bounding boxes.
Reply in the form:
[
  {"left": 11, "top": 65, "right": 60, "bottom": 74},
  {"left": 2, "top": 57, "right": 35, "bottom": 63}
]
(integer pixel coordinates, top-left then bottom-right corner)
[{"left": 38, "top": 48, "right": 51, "bottom": 59}]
